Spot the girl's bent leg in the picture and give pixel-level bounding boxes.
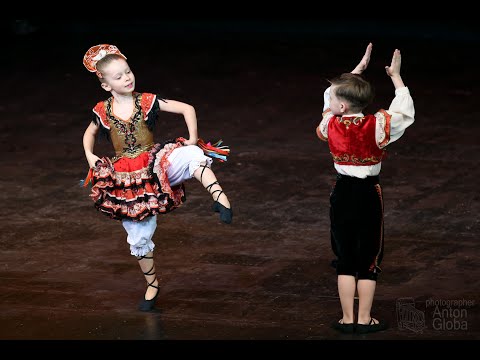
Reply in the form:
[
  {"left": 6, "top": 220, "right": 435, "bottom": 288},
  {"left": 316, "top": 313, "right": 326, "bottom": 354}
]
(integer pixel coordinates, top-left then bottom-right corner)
[
  {"left": 167, "top": 145, "right": 232, "bottom": 224},
  {"left": 194, "top": 163, "right": 232, "bottom": 224}
]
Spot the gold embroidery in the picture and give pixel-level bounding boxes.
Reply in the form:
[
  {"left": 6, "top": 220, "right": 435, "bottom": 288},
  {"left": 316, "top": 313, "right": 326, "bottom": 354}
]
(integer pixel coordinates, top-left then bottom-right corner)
[
  {"left": 331, "top": 153, "right": 383, "bottom": 164},
  {"left": 338, "top": 116, "right": 363, "bottom": 130},
  {"left": 112, "top": 143, "right": 154, "bottom": 162},
  {"left": 106, "top": 93, "right": 155, "bottom": 161}
]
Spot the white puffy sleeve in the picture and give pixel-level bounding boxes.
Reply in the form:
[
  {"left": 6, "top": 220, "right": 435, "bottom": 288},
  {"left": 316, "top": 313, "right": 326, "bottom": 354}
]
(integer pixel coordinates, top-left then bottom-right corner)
[{"left": 375, "top": 86, "right": 415, "bottom": 148}]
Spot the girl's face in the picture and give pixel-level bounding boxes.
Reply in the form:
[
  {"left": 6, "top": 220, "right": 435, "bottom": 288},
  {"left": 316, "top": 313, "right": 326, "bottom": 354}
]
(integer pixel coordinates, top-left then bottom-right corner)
[{"left": 101, "top": 58, "right": 135, "bottom": 94}]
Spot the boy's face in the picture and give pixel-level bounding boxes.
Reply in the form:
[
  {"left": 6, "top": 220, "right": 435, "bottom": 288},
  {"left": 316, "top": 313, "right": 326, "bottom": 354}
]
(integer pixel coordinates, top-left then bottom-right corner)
[
  {"left": 329, "top": 87, "right": 345, "bottom": 116},
  {"left": 101, "top": 58, "right": 135, "bottom": 94}
]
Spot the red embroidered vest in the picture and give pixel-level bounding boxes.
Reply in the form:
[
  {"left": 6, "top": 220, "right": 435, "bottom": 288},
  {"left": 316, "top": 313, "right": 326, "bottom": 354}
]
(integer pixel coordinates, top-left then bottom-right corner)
[{"left": 327, "top": 114, "right": 385, "bottom": 166}]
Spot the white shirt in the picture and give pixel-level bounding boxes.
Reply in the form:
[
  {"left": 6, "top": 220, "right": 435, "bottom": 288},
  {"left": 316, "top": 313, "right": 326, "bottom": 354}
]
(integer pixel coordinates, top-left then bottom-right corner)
[{"left": 318, "top": 86, "right": 415, "bottom": 178}]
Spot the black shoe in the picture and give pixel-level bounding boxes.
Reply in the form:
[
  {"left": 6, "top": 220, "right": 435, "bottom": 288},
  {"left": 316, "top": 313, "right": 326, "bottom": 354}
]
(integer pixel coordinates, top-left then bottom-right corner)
[
  {"left": 202, "top": 170, "right": 233, "bottom": 225},
  {"left": 356, "top": 318, "right": 388, "bottom": 334},
  {"left": 213, "top": 200, "right": 233, "bottom": 224},
  {"left": 139, "top": 282, "right": 160, "bottom": 312},
  {"left": 332, "top": 319, "right": 355, "bottom": 334}
]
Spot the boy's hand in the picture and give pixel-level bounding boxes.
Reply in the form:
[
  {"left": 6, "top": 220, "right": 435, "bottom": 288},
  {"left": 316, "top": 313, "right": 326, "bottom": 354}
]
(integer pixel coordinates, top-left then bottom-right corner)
[
  {"left": 385, "top": 49, "right": 401, "bottom": 77},
  {"left": 352, "top": 42, "right": 372, "bottom": 74}
]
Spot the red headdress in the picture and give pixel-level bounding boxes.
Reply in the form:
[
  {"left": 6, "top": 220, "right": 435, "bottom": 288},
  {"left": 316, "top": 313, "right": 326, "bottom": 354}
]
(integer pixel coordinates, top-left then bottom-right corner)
[{"left": 83, "top": 44, "right": 127, "bottom": 78}]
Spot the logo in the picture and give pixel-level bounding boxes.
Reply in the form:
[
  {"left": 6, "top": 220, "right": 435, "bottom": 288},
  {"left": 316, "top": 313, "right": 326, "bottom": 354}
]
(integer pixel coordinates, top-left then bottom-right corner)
[
  {"left": 396, "top": 297, "right": 474, "bottom": 333},
  {"left": 396, "top": 297, "right": 426, "bottom": 333}
]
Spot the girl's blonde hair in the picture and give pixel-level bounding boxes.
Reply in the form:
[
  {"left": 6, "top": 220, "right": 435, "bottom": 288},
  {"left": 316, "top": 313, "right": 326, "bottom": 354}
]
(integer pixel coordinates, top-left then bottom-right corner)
[{"left": 95, "top": 54, "right": 127, "bottom": 83}]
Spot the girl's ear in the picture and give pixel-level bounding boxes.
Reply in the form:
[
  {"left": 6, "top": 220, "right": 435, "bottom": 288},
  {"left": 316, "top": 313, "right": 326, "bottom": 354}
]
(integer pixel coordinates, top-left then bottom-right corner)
[
  {"left": 101, "top": 82, "right": 111, "bottom": 92},
  {"left": 339, "top": 101, "right": 348, "bottom": 114}
]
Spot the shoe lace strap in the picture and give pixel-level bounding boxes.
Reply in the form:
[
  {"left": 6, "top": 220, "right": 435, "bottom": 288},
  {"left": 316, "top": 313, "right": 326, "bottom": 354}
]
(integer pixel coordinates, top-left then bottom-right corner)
[
  {"left": 147, "top": 278, "right": 160, "bottom": 290},
  {"left": 199, "top": 164, "right": 209, "bottom": 184},
  {"left": 136, "top": 255, "right": 156, "bottom": 277},
  {"left": 205, "top": 181, "right": 219, "bottom": 193},
  {"left": 212, "top": 189, "right": 224, "bottom": 202}
]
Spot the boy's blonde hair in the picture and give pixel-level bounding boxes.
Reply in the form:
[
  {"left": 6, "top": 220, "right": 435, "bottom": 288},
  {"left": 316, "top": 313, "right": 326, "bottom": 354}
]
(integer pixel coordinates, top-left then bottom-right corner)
[{"left": 329, "top": 73, "right": 375, "bottom": 113}]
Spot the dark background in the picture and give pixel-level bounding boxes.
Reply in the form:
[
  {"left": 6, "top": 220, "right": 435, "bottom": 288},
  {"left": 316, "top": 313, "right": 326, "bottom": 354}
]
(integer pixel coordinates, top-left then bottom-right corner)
[{"left": 0, "top": 17, "right": 478, "bottom": 343}]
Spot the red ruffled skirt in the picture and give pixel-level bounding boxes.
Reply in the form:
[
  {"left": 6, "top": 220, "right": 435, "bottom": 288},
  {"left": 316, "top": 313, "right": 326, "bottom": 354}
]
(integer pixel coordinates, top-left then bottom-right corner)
[{"left": 88, "top": 140, "right": 186, "bottom": 221}]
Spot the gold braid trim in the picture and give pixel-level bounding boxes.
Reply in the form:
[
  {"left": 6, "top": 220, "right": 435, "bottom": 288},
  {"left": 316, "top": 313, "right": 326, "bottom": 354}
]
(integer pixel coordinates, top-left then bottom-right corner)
[{"left": 112, "top": 143, "right": 154, "bottom": 162}]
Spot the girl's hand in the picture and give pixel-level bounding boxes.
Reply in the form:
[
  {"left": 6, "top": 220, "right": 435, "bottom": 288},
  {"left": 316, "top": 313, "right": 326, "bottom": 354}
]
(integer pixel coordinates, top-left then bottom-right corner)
[
  {"left": 86, "top": 153, "right": 101, "bottom": 168},
  {"left": 183, "top": 138, "right": 198, "bottom": 146}
]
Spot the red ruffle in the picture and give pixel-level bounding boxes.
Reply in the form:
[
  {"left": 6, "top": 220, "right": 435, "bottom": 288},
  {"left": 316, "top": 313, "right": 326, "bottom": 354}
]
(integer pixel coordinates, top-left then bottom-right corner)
[{"left": 89, "top": 144, "right": 185, "bottom": 221}]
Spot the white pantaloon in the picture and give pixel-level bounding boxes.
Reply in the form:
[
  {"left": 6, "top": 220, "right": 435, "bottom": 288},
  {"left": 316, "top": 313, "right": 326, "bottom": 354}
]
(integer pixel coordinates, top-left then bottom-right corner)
[{"left": 122, "top": 145, "right": 213, "bottom": 256}]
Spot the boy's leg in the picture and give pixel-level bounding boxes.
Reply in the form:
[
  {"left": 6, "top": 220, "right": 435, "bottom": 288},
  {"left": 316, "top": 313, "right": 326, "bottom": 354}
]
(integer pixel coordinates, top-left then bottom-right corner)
[
  {"left": 356, "top": 279, "right": 376, "bottom": 324},
  {"left": 330, "top": 176, "right": 356, "bottom": 323},
  {"left": 356, "top": 181, "right": 385, "bottom": 328},
  {"left": 356, "top": 278, "right": 387, "bottom": 333},
  {"left": 337, "top": 275, "right": 356, "bottom": 324}
]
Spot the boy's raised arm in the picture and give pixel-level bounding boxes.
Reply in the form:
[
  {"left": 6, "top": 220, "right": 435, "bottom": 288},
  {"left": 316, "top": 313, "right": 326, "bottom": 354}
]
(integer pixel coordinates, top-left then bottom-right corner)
[
  {"left": 351, "top": 42, "right": 373, "bottom": 75},
  {"left": 385, "top": 49, "right": 405, "bottom": 89}
]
